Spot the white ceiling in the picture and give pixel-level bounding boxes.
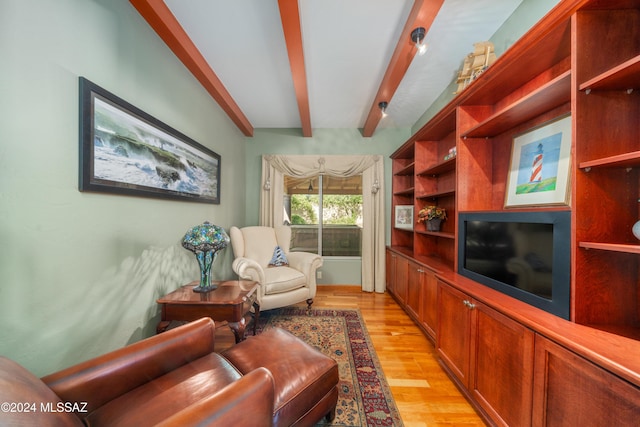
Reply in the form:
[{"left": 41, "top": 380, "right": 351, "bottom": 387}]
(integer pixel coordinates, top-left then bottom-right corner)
[{"left": 162, "top": 0, "right": 524, "bottom": 134}]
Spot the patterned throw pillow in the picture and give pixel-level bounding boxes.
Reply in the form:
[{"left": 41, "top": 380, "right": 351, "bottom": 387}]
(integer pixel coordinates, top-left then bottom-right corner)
[{"left": 268, "top": 245, "right": 289, "bottom": 267}]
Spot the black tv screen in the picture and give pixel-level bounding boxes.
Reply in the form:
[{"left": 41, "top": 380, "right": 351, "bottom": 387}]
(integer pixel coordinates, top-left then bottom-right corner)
[{"left": 458, "top": 211, "right": 570, "bottom": 319}]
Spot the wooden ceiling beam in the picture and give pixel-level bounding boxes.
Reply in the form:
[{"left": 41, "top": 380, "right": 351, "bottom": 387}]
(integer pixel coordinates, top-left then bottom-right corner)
[
  {"left": 278, "top": 0, "right": 312, "bottom": 137},
  {"left": 129, "top": 0, "right": 254, "bottom": 136},
  {"left": 361, "top": 0, "right": 445, "bottom": 137}
]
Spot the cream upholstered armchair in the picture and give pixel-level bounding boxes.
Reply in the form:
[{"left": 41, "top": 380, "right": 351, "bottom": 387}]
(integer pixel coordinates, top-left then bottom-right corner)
[{"left": 230, "top": 226, "right": 323, "bottom": 311}]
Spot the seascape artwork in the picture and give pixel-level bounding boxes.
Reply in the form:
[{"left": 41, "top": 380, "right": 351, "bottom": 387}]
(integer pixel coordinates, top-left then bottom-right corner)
[{"left": 92, "top": 97, "right": 218, "bottom": 199}]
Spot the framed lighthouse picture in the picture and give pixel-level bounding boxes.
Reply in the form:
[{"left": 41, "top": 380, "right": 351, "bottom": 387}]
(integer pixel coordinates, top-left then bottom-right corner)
[{"left": 505, "top": 114, "right": 572, "bottom": 208}]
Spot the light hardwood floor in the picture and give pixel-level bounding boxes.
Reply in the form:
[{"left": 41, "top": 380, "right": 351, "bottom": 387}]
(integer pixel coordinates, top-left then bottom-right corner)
[{"left": 215, "top": 285, "right": 485, "bottom": 426}]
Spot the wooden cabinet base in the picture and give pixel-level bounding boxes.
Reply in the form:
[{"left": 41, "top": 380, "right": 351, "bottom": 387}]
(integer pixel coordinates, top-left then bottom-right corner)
[{"left": 533, "top": 335, "right": 640, "bottom": 427}]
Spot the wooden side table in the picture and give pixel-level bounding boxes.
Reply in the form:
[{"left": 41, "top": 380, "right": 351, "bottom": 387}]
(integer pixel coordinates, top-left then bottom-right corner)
[{"left": 156, "top": 280, "right": 259, "bottom": 343}]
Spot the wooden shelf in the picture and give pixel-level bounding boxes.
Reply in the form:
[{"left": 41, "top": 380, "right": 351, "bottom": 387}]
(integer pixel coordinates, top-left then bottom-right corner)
[
  {"left": 417, "top": 189, "right": 455, "bottom": 199},
  {"left": 390, "top": 141, "right": 415, "bottom": 160},
  {"left": 393, "top": 187, "right": 415, "bottom": 196},
  {"left": 579, "top": 242, "right": 640, "bottom": 254},
  {"left": 387, "top": 245, "right": 414, "bottom": 258},
  {"left": 462, "top": 70, "right": 571, "bottom": 138},
  {"left": 394, "top": 161, "right": 415, "bottom": 176},
  {"left": 414, "top": 108, "right": 456, "bottom": 141},
  {"left": 579, "top": 54, "right": 640, "bottom": 92},
  {"left": 394, "top": 227, "right": 415, "bottom": 233},
  {"left": 583, "top": 323, "right": 640, "bottom": 342},
  {"left": 579, "top": 150, "right": 640, "bottom": 169},
  {"left": 458, "top": 18, "right": 571, "bottom": 107},
  {"left": 415, "top": 229, "right": 455, "bottom": 240},
  {"left": 417, "top": 157, "right": 456, "bottom": 176}
]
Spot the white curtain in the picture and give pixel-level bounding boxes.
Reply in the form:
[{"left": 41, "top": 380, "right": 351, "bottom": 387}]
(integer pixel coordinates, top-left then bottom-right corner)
[{"left": 260, "top": 155, "right": 386, "bottom": 293}]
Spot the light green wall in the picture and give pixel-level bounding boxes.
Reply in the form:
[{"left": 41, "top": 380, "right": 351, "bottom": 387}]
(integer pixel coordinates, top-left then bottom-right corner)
[
  {"left": 244, "top": 128, "right": 410, "bottom": 284},
  {"left": 0, "top": 0, "right": 246, "bottom": 376},
  {"left": 491, "top": 0, "right": 563, "bottom": 56}
]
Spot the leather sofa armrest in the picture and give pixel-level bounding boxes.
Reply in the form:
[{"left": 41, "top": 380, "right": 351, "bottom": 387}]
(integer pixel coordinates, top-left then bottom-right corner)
[
  {"left": 232, "top": 257, "right": 266, "bottom": 283},
  {"left": 158, "top": 367, "right": 275, "bottom": 427},
  {"left": 42, "top": 318, "right": 216, "bottom": 413}
]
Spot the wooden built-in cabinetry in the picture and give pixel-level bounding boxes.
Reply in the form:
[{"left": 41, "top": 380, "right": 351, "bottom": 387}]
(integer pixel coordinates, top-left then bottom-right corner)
[
  {"left": 573, "top": 6, "right": 640, "bottom": 338},
  {"left": 387, "top": 0, "right": 640, "bottom": 425},
  {"left": 533, "top": 334, "right": 640, "bottom": 426},
  {"left": 438, "top": 280, "right": 535, "bottom": 426},
  {"left": 386, "top": 249, "right": 439, "bottom": 340}
]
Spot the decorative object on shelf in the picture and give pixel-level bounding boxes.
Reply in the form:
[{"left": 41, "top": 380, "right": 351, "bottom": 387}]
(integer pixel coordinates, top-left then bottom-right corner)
[
  {"left": 454, "top": 41, "right": 497, "bottom": 94},
  {"left": 444, "top": 146, "right": 457, "bottom": 161},
  {"left": 79, "top": 77, "right": 221, "bottom": 204},
  {"left": 417, "top": 206, "right": 447, "bottom": 231},
  {"left": 394, "top": 205, "right": 414, "bottom": 230},
  {"left": 182, "top": 222, "right": 230, "bottom": 293},
  {"left": 505, "top": 114, "right": 572, "bottom": 208},
  {"left": 426, "top": 218, "right": 442, "bottom": 231},
  {"left": 633, "top": 220, "right": 640, "bottom": 240}
]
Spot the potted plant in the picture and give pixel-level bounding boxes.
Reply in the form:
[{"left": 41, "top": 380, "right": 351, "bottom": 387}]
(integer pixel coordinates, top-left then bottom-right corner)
[{"left": 417, "top": 206, "right": 447, "bottom": 231}]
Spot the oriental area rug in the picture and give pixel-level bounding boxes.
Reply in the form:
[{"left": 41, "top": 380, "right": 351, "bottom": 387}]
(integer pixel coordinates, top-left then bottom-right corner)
[{"left": 254, "top": 308, "right": 404, "bottom": 427}]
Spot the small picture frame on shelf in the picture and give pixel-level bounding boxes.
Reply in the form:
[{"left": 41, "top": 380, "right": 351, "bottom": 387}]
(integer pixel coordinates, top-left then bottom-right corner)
[
  {"left": 505, "top": 115, "right": 572, "bottom": 208},
  {"left": 394, "top": 205, "right": 414, "bottom": 230}
]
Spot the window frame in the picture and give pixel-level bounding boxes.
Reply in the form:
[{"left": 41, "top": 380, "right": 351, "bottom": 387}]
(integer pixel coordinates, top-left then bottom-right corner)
[{"left": 288, "top": 175, "right": 362, "bottom": 258}]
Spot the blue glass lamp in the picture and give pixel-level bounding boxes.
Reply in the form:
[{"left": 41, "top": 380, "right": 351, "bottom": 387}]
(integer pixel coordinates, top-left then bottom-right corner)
[{"left": 182, "top": 222, "right": 230, "bottom": 293}]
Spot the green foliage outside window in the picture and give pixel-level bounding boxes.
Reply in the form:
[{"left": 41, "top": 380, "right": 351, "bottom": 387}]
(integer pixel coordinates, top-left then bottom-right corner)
[
  {"left": 291, "top": 195, "right": 318, "bottom": 224},
  {"left": 323, "top": 195, "right": 363, "bottom": 224},
  {"left": 290, "top": 194, "right": 362, "bottom": 225}
]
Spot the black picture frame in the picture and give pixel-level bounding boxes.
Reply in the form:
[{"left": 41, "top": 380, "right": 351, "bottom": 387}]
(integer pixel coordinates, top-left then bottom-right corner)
[{"left": 79, "top": 77, "right": 220, "bottom": 204}]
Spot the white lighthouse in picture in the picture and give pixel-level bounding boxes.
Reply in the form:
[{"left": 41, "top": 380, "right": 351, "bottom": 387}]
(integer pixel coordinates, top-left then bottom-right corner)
[{"left": 530, "top": 143, "right": 543, "bottom": 183}]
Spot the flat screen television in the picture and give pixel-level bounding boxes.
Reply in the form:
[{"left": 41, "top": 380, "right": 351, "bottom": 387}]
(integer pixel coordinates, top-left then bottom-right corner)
[{"left": 458, "top": 211, "right": 570, "bottom": 319}]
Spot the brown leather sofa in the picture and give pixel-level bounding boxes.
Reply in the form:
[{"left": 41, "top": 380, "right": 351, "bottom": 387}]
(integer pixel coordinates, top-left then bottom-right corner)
[{"left": 0, "top": 317, "right": 339, "bottom": 426}]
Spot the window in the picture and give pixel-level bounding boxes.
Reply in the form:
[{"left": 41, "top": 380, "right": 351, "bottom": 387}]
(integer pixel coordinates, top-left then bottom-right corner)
[{"left": 284, "top": 175, "right": 362, "bottom": 257}]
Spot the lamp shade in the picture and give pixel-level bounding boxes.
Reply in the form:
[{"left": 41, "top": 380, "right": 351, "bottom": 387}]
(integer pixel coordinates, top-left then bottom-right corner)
[{"left": 182, "top": 222, "right": 230, "bottom": 253}]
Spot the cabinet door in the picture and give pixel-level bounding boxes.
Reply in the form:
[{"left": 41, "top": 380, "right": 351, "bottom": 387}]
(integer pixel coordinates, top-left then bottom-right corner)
[
  {"left": 420, "top": 268, "right": 438, "bottom": 340},
  {"left": 470, "top": 301, "right": 535, "bottom": 427},
  {"left": 385, "top": 250, "right": 396, "bottom": 295},
  {"left": 406, "top": 261, "right": 424, "bottom": 321},
  {"left": 533, "top": 335, "right": 640, "bottom": 427},
  {"left": 394, "top": 255, "right": 409, "bottom": 305},
  {"left": 437, "top": 280, "right": 472, "bottom": 387}
]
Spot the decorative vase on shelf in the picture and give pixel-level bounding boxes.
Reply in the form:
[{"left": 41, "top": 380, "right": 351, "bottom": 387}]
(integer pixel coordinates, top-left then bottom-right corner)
[
  {"left": 633, "top": 220, "right": 640, "bottom": 240},
  {"left": 418, "top": 206, "right": 447, "bottom": 233},
  {"left": 427, "top": 218, "right": 442, "bottom": 232}
]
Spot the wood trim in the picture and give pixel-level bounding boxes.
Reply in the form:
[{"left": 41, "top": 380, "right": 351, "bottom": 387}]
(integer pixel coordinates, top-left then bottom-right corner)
[
  {"left": 129, "top": 0, "right": 254, "bottom": 136},
  {"left": 278, "top": 0, "right": 312, "bottom": 137},
  {"left": 362, "top": 0, "right": 445, "bottom": 137}
]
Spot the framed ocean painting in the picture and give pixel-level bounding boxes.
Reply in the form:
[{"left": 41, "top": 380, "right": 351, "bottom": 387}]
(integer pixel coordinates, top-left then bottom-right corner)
[{"left": 79, "top": 77, "right": 220, "bottom": 204}]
